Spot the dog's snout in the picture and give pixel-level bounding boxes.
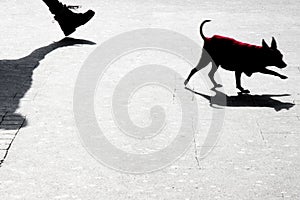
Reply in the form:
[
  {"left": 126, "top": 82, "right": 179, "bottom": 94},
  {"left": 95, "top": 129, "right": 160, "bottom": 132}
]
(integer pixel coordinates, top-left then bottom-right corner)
[
  {"left": 278, "top": 61, "right": 287, "bottom": 68},
  {"left": 281, "top": 61, "right": 287, "bottom": 68}
]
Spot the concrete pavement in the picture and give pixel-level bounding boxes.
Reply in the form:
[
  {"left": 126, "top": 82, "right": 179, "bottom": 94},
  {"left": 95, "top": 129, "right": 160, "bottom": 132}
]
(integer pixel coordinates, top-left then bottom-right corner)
[{"left": 0, "top": 0, "right": 299, "bottom": 199}]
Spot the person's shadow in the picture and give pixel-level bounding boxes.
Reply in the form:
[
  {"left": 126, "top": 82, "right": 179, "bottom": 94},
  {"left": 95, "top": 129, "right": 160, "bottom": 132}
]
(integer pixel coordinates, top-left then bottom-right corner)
[
  {"left": 185, "top": 87, "right": 295, "bottom": 111},
  {"left": 0, "top": 37, "right": 95, "bottom": 130}
]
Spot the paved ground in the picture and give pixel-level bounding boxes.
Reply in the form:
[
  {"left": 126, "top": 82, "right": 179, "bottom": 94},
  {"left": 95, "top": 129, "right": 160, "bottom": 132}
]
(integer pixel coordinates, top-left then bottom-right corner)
[{"left": 0, "top": 0, "right": 299, "bottom": 199}]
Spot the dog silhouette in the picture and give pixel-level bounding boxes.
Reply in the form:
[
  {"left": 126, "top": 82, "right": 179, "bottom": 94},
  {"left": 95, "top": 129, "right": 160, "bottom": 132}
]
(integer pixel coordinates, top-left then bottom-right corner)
[{"left": 184, "top": 20, "right": 287, "bottom": 93}]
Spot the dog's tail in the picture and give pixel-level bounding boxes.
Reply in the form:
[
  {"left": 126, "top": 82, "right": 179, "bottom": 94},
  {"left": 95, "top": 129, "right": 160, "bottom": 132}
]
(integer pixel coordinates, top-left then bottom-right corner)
[{"left": 200, "top": 20, "right": 211, "bottom": 41}]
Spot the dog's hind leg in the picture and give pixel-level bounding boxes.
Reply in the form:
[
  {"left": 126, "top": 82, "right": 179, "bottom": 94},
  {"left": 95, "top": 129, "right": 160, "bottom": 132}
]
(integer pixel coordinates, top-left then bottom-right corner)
[
  {"left": 184, "top": 49, "right": 210, "bottom": 86},
  {"left": 208, "top": 62, "right": 222, "bottom": 88},
  {"left": 184, "top": 68, "right": 198, "bottom": 86}
]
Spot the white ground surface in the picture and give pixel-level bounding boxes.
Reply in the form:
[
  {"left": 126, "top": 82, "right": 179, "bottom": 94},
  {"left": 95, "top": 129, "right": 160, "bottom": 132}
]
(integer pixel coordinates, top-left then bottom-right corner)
[{"left": 0, "top": 0, "right": 299, "bottom": 199}]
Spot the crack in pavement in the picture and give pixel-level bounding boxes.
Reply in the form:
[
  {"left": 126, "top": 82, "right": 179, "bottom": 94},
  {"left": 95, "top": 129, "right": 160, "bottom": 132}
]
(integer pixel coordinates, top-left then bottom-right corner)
[{"left": 192, "top": 118, "right": 201, "bottom": 170}]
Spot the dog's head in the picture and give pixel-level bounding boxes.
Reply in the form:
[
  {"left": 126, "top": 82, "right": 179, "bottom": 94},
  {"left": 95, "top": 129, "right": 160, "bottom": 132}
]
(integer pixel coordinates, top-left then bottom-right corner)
[{"left": 262, "top": 37, "right": 287, "bottom": 68}]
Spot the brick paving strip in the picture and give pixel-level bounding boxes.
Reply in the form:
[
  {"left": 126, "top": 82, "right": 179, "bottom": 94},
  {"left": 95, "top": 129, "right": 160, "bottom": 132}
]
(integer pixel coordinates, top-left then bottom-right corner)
[{"left": 0, "top": 112, "right": 26, "bottom": 165}]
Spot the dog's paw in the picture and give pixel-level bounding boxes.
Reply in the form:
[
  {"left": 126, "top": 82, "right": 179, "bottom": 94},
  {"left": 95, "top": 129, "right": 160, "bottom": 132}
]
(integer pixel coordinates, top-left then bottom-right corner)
[
  {"left": 240, "top": 89, "right": 250, "bottom": 94},
  {"left": 238, "top": 92, "right": 247, "bottom": 96},
  {"left": 280, "top": 75, "right": 288, "bottom": 79},
  {"left": 215, "top": 84, "right": 223, "bottom": 88},
  {"left": 184, "top": 80, "right": 189, "bottom": 86}
]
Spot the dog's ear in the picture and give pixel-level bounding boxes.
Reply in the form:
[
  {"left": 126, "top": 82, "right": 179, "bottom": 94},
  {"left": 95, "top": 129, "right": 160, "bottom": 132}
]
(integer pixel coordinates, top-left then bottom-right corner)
[
  {"left": 262, "top": 39, "right": 269, "bottom": 48},
  {"left": 271, "top": 37, "right": 277, "bottom": 49}
]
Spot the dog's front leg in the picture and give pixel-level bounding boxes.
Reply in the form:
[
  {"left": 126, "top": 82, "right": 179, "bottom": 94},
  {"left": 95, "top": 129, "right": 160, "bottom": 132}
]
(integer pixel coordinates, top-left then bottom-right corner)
[
  {"left": 260, "top": 68, "right": 288, "bottom": 79},
  {"left": 235, "top": 71, "right": 250, "bottom": 93}
]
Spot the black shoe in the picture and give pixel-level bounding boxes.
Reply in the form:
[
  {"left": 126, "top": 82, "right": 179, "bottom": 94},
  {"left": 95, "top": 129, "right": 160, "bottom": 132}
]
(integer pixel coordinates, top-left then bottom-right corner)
[{"left": 54, "top": 7, "right": 95, "bottom": 36}]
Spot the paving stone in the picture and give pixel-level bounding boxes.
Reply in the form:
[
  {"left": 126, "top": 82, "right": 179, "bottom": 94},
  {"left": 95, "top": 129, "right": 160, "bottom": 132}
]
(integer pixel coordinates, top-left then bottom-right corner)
[
  {"left": 0, "top": 130, "right": 18, "bottom": 135},
  {"left": 263, "top": 134, "right": 300, "bottom": 148},
  {"left": 258, "top": 117, "right": 300, "bottom": 135},
  {"left": 0, "top": 133, "right": 15, "bottom": 139},
  {"left": 0, "top": 150, "right": 7, "bottom": 162},
  {"left": 0, "top": 144, "right": 10, "bottom": 151}
]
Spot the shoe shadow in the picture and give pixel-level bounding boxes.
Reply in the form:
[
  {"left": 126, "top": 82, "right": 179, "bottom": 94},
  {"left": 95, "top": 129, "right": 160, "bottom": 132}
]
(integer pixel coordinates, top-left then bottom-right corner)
[
  {"left": 185, "top": 87, "right": 295, "bottom": 112},
  {"left": 0, "top": 37, "right": 96, "bottom": 130}
]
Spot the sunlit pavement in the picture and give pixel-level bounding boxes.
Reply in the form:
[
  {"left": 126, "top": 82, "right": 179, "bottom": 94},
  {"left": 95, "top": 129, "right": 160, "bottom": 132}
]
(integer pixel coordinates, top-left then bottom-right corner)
[{"left": 0, "top": 0, "right": 299, "bottom": 199}]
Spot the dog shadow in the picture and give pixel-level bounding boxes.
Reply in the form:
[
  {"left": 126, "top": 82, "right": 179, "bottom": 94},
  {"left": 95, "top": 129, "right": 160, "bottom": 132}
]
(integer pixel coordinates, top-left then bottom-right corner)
[
  {"left": 185, "top": 87, "right": 295, "bottom": 111},
  {"left": 0, "top": 37, "right": 96, "bottom": 130}
]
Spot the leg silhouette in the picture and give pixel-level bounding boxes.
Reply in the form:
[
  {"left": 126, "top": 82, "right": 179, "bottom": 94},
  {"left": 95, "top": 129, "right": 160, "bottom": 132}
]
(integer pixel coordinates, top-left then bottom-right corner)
[
  {"left": 42, "top": 0, "right": 95, "bottom": 36},
  {"left": 184, "top": 49, "right": 218, "bottom": 87},
  {"left": 0, "top": 37, "right": 95, "bottom": 130}
]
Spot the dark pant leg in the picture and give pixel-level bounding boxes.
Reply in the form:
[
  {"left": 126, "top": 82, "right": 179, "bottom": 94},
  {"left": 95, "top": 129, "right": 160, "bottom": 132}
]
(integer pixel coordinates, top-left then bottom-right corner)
[{"left": 42, "top": 0, "right": 64, "bottom": 15}]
